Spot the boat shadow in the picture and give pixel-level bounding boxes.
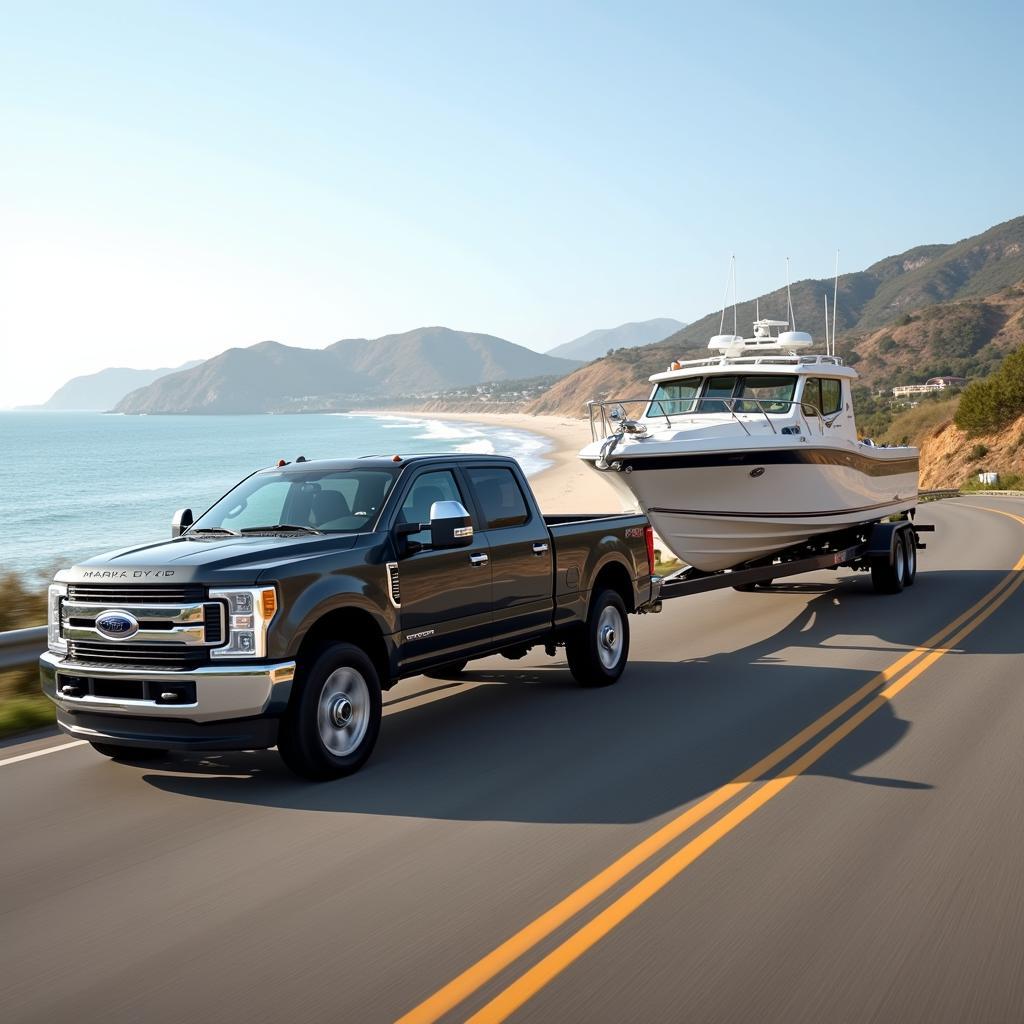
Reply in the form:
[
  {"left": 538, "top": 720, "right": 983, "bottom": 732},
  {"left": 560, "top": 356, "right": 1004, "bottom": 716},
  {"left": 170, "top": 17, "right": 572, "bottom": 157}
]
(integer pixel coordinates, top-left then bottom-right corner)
[{"left": 139, "top": 568, "right": 1019, "bottom": 824}]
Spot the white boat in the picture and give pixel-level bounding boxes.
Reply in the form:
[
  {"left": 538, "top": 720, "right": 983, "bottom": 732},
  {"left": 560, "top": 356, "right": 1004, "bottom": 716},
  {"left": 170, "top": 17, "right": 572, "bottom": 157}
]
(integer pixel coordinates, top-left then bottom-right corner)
[{"left": 578, "top": 319, "right": 919, "bottom": 572}]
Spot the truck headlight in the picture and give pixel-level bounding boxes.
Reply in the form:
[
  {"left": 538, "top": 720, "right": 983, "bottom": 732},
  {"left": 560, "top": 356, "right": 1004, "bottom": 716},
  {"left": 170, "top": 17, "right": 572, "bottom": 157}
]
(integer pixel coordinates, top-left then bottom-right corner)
[
  {"left": 209, "top": 587, "right": 277, "bottom": 659},
  {"left": 48, "top": 583, "right": 68, "bottom": 654}
]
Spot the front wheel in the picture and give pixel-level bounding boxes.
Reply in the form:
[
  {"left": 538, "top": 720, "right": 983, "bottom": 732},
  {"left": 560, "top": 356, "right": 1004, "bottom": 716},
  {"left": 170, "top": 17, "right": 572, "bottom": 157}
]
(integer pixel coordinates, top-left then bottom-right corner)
[
  {"left": 278, "top": 642, "right": 382, "bottom": 780},
  {"left": 566, "top": 588, "right": 630, "bottom": 687}
]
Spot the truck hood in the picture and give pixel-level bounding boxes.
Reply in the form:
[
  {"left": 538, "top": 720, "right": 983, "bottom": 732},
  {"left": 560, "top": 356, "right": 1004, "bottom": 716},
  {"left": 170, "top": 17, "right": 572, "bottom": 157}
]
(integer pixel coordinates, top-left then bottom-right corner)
[{"left": 59, "top": 533, "right": 361, "bottom": 586}]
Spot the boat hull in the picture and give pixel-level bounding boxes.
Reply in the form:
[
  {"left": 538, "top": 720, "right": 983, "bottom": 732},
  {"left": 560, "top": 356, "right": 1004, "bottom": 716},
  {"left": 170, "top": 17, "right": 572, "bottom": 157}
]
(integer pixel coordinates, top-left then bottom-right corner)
[{"left": 583, "top": 445, "right": 919, "bottom": 571}]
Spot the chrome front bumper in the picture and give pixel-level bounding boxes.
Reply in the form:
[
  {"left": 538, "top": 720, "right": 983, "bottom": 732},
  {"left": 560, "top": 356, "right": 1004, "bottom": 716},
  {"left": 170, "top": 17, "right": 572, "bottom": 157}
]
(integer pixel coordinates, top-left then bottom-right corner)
[{"left": 40, "top": 651, "right": 296, "bottom": 723}]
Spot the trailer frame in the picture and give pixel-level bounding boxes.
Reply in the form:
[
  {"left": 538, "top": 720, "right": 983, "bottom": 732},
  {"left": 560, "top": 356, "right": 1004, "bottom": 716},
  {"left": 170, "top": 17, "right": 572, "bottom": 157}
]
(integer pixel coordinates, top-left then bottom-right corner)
[{"left": 647, "top": 516, "right": 934, "bottom": 608}]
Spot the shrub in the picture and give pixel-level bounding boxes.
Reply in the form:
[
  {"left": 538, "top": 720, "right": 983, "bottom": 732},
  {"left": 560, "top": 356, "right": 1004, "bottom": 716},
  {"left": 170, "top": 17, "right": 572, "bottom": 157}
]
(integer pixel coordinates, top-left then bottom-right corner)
[
  {"left": 968, "top": 443, "right": 989, "bottom": 461},
  {"left": 954, "top": 348, "right": 1024, "bottom": 436}
]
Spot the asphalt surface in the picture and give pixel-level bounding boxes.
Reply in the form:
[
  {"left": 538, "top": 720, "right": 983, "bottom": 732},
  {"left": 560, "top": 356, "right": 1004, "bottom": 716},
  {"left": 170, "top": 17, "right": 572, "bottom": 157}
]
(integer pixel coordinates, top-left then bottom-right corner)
[{"left": 2, "top": 497, "right": 1023, "bottom": 1024}]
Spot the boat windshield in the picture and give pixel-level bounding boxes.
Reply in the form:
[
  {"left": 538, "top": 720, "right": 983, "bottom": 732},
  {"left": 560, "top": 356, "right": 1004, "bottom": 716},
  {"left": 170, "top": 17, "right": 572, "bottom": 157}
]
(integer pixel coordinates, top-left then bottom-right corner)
[{"left": 646, "top": 375, "right": 797, "bottom": 418}]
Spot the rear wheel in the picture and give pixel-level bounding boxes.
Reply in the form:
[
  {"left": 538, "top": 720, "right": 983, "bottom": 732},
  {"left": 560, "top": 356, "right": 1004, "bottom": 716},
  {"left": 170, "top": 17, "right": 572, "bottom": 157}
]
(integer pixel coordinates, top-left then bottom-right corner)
[
  {"left": 89, "top": 742, "right": 166, "bottom": 761},
  {"left": 278, "top": 642, "right": 382, "bottom": 780},
  {"left": 566, "top": 588, "right": 630, "bottom": 687}
]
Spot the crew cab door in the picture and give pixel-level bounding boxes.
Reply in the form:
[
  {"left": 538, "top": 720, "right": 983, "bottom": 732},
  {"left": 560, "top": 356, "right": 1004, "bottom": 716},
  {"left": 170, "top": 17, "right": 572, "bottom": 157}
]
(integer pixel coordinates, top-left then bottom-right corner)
[
  {"left": 462, "top": 464, "right": 553, "bottom": 644},
  {"left": 392, "top": 467, "right": 493, "bottom": 669}
]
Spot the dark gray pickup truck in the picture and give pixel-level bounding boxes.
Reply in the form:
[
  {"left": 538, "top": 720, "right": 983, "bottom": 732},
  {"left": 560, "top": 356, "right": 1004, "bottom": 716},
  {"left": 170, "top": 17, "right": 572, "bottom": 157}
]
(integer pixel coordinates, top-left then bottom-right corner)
[{"left": 41, "top": 454, "right": 658, "bottom": 778}]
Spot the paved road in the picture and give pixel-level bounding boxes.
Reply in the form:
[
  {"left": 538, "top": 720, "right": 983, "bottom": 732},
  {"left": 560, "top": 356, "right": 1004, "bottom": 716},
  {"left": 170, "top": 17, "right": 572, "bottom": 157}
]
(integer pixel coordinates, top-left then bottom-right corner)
[{"left": 3, "top": 498, "right": 1023, "bottom": 1024}]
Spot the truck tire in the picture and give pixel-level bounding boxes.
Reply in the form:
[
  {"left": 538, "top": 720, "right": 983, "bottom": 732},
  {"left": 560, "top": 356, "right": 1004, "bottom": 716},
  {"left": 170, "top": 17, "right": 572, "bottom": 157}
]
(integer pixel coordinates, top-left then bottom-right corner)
[
  {"left": 278, "top": 642, "right": 382, "bottom": 780},
  {"left": 89, "top": 742, "right": 166, "bottom": 760},
  {"left": 424, "top": 660, "right": 468, "bottom": 680},
  {"left": 871, "top": 532, "right": 908, "bottom": 594},
  {"left": 566, "top": 588, "right": 630, "bottom": 687}
]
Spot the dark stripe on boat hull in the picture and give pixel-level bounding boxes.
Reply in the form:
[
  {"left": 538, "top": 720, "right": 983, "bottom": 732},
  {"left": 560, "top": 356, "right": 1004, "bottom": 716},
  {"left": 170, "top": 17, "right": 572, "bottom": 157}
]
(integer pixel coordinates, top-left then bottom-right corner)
[
  {"left": 609, "top": 448, "right": 919, "bottom": 477},
  {"left": 648, "top": 499, "right": 915, "bottom": 520}
]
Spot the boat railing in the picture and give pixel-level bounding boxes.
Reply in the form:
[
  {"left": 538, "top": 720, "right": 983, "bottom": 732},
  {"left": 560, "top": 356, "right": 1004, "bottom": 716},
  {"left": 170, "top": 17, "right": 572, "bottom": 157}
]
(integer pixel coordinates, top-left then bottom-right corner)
[
  {"left": 586, "top": 396, "right": 831, "bottom": 441},
  {"left": 654, "top": 353, "right": 846, "bottom": 372}
]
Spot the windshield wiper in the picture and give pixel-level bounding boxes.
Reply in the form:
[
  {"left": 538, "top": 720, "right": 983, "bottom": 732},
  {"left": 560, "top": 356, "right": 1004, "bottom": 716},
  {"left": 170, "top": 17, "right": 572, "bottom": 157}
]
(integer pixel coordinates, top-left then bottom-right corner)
[
  {"left": 189, "top": 527, "right": 240, "bottom": 536},
  {"left": 239, "top": 524, "right": 324, "bottom": 535}
]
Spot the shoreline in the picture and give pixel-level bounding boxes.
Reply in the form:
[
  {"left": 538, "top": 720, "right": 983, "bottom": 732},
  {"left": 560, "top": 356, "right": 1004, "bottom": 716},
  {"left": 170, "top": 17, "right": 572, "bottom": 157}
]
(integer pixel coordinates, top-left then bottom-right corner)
[{"left": 363, "top": 409, "right": 624, "bottom": 515}]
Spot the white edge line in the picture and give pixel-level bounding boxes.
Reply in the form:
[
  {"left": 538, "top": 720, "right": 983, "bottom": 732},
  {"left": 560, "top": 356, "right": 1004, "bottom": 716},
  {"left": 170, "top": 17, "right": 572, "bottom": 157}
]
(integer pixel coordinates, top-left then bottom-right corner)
[{"left": 0, "top": 740, "right": 87, "bottom": 767}]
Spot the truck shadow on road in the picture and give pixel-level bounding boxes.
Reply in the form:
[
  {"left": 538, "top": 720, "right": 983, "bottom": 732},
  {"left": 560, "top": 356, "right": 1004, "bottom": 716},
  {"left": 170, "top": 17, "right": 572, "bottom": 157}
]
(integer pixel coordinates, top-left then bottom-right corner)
[{"left": 141, "top": 568, "right": 1021, "bottom": 821}]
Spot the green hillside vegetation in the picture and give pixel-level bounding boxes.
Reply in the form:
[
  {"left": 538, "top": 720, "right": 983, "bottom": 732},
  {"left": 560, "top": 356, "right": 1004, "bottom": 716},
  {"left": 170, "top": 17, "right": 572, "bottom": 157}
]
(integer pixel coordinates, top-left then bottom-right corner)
[
  {"left": 0, "top": 572, "right": 54, "bottom": 738},
  {"left": 955, "top": 347, "right": 1024, "bottom": 435},
  {"left": 878, "top": 396, "right": 960, "bottom": 446}
]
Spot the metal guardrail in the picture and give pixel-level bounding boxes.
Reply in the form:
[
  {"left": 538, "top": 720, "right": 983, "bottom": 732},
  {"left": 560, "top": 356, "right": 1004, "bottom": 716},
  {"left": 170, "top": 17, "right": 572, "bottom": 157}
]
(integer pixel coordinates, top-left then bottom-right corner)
[
  {"left": 919, "top": 489, "right": 1024, "bottom": 500},
  {"left": 0, "top": 626, "right": 47, "bottom": 672}
]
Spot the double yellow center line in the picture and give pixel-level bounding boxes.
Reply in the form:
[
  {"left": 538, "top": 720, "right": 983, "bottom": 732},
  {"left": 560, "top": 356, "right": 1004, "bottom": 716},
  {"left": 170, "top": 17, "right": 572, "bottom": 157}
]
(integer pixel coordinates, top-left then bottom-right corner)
[{"left": 399, "top": 505, "right": 1024, "bottom": 1024}]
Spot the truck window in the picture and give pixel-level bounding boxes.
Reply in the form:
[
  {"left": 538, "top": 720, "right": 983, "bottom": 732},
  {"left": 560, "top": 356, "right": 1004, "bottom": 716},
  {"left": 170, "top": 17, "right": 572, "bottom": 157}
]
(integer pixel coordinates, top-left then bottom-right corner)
[
  {"left": 466, "top": 466, "right": 530, "bottom": 529},
  {"left": 398, "top": 470, "right": 465, "bottom": 545}
]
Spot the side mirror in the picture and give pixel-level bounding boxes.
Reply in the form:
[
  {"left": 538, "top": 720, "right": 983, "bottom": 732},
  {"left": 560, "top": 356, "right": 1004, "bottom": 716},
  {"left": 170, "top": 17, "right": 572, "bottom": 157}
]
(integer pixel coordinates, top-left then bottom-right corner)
[
  {"left": 429, "top": 500, "right": 473, "bottom": 549},
  {"left": 171, "top": 508, "right": 194, "bottom": 538}
]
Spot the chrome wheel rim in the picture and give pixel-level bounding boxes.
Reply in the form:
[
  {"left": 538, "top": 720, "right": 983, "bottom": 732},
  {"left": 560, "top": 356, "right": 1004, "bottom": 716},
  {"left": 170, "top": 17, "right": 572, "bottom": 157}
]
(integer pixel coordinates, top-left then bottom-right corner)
[
  {"left": 894, "top": 539, "right": 906, "bottom": 584},
  {"left": 317, "top": 667, "right": 371, "bottom": 757},
  {"left": 596, "top": 604, "right": 624, "bottom": 670}
]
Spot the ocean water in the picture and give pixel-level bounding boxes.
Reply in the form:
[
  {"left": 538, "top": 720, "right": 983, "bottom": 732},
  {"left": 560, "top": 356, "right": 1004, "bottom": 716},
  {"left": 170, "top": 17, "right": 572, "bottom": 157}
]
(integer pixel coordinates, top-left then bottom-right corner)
[{"left": 0, "top": 411, "right": 551, "bottom": 580}]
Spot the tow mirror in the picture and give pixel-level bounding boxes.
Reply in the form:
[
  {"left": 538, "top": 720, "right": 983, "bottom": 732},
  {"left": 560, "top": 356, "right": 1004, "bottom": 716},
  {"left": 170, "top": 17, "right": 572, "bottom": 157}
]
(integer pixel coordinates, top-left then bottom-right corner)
[
  {"left": 172, "top": 508, "right": 194, "bottom": 538},
  {"left": 429, "top": 501, "right": 473, "bottom": 549}
]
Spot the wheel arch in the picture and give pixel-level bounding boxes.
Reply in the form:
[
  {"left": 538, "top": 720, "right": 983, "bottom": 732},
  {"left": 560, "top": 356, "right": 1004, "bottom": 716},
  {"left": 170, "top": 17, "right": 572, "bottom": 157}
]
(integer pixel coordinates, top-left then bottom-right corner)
[
  {"left": 295, "top": 606, "right": 392, "bottom": 690},
  {"left": 591, "top": 557, "right": 636, "bottom": 613}
]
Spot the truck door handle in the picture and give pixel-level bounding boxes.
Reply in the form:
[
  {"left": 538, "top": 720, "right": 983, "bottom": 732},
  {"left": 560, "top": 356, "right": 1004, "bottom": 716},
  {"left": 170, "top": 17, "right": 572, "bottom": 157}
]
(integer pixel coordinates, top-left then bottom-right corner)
[
  {"left": 532, "top": 542, "right": 549, "bottom": 554},
  {"left": 469, "top": 553, "right": 489, "bottom": 566}
]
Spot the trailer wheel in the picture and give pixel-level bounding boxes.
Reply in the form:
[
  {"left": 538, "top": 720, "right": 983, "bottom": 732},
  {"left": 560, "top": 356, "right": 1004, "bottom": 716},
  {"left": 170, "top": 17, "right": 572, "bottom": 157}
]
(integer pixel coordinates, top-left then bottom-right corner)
[
  {"left": 89, "top": 742, "right": 167, "bottom": 761},
  {"left": 566, "top": 588, "right": 630, "bottom": 687},
  {"left": 871, "top": 533, "right": 907, "bottom": 594},
  {"left": 424, "top": 660, "right": 468, "bottom": 680},
  {"left": 278, "top": 642, "right": 382, "bottom": 780},
  {"left": 904, "top": 533, "right": 918, "bottom": 586}
]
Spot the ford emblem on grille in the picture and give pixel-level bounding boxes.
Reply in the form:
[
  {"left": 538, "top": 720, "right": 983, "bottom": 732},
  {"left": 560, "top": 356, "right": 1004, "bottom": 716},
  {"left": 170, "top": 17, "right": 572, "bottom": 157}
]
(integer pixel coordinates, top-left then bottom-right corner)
[{"left": 95, "top": 610, "right": 140, "bottom": 640}]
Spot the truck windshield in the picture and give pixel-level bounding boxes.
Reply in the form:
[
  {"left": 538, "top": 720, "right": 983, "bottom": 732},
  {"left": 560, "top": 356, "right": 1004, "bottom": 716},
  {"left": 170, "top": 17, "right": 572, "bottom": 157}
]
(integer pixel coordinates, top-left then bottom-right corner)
[{"left": 191, "top": 468, "right": 398, "bottom": 535}]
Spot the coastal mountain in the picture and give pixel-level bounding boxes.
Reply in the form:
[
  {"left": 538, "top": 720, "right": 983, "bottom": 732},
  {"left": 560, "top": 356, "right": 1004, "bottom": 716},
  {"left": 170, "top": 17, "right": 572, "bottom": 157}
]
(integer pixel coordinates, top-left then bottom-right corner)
[
  {"left": 546, "top": 318, "right": 686, "bottom": 361},
  {"left": 115, "top": 327, "right": 581, "bottom": 414},
  {"left": 527, "top": 214, "right": 1024, "bottom": 416},
  {"left": 35, "top": 361, "right": 201, "bottom": 411}
]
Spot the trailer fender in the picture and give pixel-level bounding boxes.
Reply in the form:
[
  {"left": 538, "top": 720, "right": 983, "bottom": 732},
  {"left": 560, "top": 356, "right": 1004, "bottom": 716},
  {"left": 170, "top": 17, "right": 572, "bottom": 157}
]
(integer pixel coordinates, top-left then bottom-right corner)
[{"left": 866, "top": 520, "right": 914, "bottom": 560}]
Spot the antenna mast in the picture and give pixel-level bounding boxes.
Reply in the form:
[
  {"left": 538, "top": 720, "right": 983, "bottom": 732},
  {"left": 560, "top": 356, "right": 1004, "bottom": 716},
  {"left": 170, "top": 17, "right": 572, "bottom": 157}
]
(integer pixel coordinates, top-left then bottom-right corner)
[
  {"left": 719, "top": 255, "right": 734, "bottom": 336},
  {"left": 824, "top": 295, "right": 830, "bottom": 356},
  {"left": 732, "top": 257, "right": 738, "bottom": 339},
  {"left": 785, "top": 257, "right": 795, "bottom": 330},
  {"left": 832, "top": 249, "right": 840, "bottom": 357}
]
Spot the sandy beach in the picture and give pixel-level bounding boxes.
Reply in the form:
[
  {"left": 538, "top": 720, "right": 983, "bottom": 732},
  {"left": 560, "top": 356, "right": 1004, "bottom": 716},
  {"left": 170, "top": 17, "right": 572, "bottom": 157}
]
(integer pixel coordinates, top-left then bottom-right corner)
[{"left": 368, "top": 410, "right": 626, "bottom": 516}]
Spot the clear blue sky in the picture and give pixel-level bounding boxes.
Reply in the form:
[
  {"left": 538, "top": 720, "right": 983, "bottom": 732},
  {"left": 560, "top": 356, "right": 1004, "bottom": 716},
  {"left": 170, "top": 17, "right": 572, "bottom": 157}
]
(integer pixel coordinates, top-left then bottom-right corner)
[{"left": 2, "top": 0, "right": 1022, "bottom": 405}]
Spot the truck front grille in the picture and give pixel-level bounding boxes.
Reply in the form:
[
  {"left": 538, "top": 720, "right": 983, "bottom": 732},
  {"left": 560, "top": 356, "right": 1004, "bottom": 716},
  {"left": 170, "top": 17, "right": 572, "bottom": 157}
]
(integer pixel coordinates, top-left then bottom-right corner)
[
  {"left": 66, "top": 641, "right": 210, "bottom": 671},
  {"left": 61, "top": 583, "right": 222, "bottom": 670},
  {"left": 67, "top": 584, "right": 206, "bottom": 604}
]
